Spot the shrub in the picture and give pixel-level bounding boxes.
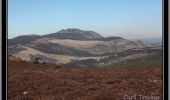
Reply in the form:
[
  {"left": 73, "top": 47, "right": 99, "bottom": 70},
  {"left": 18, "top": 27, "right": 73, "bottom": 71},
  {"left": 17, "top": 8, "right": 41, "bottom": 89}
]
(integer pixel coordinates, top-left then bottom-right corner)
[
  {"left": 33, "top": 57, "right": 41, "bottom": 64},
  {"left": 33, "top": 60, "right": 39, "bottom": 64},
  {"left": 53, "top": 65, "right": 63, "bottom": 70}
]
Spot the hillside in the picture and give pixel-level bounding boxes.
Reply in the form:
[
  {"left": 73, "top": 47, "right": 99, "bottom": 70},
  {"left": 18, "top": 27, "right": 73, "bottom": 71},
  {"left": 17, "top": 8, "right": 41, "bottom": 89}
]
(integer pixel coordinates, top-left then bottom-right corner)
[
  {"left": 8, "top": 28, "right": 161, "bottom": 67},
  {"left": 8, "top": 61, "right": 162, "bottom": 100},
  {"left": 42, "top": 28, "right": 103, "bottom": 40},
  {"left": 8, "top": 28, "right": 103, "bottom": 46}
]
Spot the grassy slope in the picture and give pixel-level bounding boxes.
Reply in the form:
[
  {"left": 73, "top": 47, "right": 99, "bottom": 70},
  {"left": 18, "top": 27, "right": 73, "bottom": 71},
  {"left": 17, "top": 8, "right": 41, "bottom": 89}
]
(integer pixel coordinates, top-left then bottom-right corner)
[{"left": 105, "top": 53, "right": 162, "bottom": 69}]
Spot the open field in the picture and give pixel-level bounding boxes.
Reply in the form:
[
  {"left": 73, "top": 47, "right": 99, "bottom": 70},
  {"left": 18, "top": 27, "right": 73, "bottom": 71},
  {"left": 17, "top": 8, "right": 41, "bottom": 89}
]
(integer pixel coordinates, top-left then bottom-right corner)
[{"left": 8, "top": 61, "right": 162, "bottom": 100}]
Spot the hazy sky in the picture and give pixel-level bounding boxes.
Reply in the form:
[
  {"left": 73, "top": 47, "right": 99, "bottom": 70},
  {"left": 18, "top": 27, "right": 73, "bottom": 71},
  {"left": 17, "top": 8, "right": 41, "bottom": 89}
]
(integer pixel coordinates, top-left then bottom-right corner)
[{"left": 8, "top": 0, "right": 162, "bottom": 39}]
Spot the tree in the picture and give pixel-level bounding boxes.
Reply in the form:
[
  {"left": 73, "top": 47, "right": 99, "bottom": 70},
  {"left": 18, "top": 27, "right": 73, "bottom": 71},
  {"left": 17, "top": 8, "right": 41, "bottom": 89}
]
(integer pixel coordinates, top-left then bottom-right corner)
[{"left": 33, "top": 57, "right": 40, "bottom": 64}]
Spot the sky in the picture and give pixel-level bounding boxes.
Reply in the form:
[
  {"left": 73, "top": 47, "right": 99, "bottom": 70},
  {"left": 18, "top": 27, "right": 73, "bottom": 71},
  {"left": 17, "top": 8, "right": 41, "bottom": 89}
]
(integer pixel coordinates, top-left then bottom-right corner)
[{"left": 8, "top": 0, "right": 162, "bottom": 39}]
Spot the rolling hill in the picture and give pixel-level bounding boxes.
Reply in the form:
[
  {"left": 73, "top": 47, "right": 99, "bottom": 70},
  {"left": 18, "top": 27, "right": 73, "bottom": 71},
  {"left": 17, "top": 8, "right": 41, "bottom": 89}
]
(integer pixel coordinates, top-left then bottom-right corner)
[{"left": 8, "top": 28, "right": 162, "bottom": 67}]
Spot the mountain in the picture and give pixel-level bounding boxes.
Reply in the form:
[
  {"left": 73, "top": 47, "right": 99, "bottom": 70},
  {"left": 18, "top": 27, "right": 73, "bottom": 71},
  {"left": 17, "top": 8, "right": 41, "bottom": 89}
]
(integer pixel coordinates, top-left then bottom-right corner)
[
  {"left": 42, "top": 28, "right": 103, "bottom": 40},
  {"left": 8, "top": 28, "right": 161, "bottom": 67},
  {"left": 8, "top": 28, "right": 103, "bottom": 46},
  {"left": 142, "top": 37, "right": 162, "bottom": 43},
  {"left": 8, "top": 35, "right": 41, "bottom": 46},
  {"left": 142, "top": 37, "right": 162, "bottom": 46}
]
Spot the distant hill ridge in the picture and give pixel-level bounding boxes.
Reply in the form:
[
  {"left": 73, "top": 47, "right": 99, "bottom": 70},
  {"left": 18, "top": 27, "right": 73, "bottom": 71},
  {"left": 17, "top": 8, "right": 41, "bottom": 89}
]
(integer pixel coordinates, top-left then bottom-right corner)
[
  {"left": 8, "top": 28, "right": 129, "bottom": 46},
  {"left": 8, "top": 28, "right": 160, "bottom": 67},
  {"left": 8, "top": 28, "right": 105, "bottom": 45},
  {"left": 42, "top": 28, "right": 103, "bottom": 40}
]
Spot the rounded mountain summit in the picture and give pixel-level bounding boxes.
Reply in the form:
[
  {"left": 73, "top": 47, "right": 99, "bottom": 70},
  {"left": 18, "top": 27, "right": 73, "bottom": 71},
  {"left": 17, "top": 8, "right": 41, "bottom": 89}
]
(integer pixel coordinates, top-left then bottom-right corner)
[{"left": 42, "top": 28, "right": 104, "bottom": 40}]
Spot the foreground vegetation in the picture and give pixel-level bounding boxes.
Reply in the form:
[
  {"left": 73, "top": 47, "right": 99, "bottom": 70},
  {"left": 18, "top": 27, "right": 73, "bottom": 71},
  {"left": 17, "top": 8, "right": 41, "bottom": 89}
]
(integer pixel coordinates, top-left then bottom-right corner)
[{"left": 8, "top": 61, "right": 162, "bottom": 100}]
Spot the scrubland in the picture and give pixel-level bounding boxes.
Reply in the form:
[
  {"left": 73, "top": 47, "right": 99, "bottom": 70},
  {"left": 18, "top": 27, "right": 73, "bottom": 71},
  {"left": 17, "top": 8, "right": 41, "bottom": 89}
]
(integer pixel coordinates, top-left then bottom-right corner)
[{"left": 8, "top": 61, "right": 162, "bottom": 100}]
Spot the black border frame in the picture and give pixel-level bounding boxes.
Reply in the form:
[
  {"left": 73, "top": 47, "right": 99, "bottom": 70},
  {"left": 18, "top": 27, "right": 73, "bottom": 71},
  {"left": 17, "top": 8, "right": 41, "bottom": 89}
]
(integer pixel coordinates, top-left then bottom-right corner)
[
  {"left": 2, "top": 0, "right": 168, "bottom": 99},
  {"left": 2, "top": 0, "right": 7, "bottom": 99},
  {"left": 163, "top": 0, "right": 168, "bottom": 99}
]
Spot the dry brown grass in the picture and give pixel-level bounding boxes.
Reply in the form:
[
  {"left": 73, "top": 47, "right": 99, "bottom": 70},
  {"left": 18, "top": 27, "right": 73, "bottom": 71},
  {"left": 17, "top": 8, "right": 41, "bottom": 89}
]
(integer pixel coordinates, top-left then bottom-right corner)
[{"left": 8, "top": 61, "right": 162, "bottom": 100}]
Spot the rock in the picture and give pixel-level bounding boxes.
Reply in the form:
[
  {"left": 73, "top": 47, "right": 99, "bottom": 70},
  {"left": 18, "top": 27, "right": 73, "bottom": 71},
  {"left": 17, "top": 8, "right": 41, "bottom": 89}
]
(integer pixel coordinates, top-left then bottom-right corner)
[{"left": 23, "top": 91, "right": 28, "bottom": 95}]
